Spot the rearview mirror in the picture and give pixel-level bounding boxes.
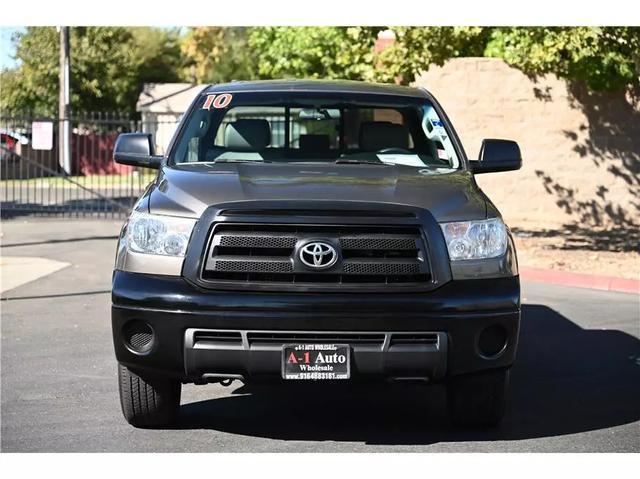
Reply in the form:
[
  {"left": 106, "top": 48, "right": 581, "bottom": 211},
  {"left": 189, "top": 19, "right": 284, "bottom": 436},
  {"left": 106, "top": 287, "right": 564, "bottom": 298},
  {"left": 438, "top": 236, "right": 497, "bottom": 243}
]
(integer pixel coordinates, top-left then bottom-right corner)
[
  {"left": 113, "top": 133, "right": 163, "bottom": 169},
  {"left": 298, "top": 108, "right": 340, "bottom": 120},
  {"left": 470, "top": 139, "right": 522, "bottom": 174}
]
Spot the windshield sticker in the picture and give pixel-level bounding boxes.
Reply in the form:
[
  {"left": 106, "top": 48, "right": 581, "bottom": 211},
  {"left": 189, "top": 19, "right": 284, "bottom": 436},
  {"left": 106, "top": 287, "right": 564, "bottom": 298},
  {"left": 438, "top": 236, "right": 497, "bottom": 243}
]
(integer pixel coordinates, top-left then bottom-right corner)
[
  {"left": 377, "top": 154, "right": 425, "bottom": 167},
  {"left": 429, "top": 118, "right": 448, "bottom": 138},
  {"left": 437, "top": 149, "right": 449, "bottom": 160},
  {"left": 202, "top": 93, "right": 233, "bottom": 110}
]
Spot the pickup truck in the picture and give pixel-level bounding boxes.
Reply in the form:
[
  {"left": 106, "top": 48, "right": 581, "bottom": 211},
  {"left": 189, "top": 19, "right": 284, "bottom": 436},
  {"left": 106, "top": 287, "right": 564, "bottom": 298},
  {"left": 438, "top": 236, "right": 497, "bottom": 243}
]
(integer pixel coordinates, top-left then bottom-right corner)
[{"left": 111, "top": 79, "right": 522, "bottom": 428}]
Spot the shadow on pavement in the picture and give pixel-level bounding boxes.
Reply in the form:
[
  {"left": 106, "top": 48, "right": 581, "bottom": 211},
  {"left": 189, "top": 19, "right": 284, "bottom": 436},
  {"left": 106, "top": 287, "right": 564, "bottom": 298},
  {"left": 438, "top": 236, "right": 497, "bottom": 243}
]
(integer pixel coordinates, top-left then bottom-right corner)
[
  {"left": 174, "top": 304, "right": 640, "bottom": 445},
  {"left": 0, "top": 199, "right": 133, "bottom": 220},
  {"left": 512, "top": 224, "right": 639, "bottom": 253},
  {"left": 1, "top": 290, "right": 110, "bottom": 301},
  {"left": 1, "top": 235, "right": 118, "bottom": 248}
]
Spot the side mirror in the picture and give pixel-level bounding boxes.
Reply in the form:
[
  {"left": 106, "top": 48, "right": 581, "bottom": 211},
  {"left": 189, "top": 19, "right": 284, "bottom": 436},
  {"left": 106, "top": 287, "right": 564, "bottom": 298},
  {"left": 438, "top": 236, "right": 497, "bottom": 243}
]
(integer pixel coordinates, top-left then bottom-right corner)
[
  {"left": 470, "top": 139, "right": 522, "bottom": 174},
  {"left": 113, "top": 133, "right": 163, "bottom": 169}
]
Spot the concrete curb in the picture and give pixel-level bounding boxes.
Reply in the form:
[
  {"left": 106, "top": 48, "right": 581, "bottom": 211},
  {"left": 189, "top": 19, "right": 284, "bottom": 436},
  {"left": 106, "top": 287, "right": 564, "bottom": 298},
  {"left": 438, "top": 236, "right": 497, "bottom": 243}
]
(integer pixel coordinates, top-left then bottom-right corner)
[{"left": 520, "top": 266, "right": 639, "bottom": 295}]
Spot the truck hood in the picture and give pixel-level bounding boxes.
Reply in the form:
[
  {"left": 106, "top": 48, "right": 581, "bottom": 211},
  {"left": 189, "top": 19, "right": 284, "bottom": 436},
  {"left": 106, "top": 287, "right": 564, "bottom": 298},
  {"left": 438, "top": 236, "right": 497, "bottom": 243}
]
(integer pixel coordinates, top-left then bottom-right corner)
[{"left": 147, "top": 163, "right": 487, "bottom": 222}]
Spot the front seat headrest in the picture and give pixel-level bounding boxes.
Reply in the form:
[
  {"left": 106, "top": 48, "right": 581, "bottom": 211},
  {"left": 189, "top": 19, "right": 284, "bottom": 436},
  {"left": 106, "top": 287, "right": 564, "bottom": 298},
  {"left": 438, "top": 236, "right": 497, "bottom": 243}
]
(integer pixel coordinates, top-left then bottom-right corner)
[
  {"left": 225, "top": 119, "right": 271, "bottom": 151},
  {"left": 359, "top": 121, "right": 409, "bottom": 151}
]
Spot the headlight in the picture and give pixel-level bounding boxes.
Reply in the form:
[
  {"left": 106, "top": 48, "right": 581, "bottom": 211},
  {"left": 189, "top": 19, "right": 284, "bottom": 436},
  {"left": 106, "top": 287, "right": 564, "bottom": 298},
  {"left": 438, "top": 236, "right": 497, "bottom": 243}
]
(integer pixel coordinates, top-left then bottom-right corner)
[
  {"left": 126, "top": 212, "right": 196, "bottom": 257},
  {"left": 440, "top": 218, "right": 507, "bottom": 260}
]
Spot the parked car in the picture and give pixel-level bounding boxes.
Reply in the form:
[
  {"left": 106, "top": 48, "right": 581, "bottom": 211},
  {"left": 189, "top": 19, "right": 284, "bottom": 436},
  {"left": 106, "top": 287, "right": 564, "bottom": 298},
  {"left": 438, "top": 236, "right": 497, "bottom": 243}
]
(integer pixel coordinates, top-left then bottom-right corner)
[
  {"left": 111, "top": 80, "right": 522, "bottom": 428},
  {"left": 0, "top": 129, "right": 29, "bottom": 163}
]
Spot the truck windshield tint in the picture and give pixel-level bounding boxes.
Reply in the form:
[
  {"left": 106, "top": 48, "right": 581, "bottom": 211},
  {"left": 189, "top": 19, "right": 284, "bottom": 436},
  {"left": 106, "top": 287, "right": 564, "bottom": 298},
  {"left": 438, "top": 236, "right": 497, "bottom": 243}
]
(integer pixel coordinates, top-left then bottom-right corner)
[{"left": 170, "top": 92, "right": 461, "bottom": 169}]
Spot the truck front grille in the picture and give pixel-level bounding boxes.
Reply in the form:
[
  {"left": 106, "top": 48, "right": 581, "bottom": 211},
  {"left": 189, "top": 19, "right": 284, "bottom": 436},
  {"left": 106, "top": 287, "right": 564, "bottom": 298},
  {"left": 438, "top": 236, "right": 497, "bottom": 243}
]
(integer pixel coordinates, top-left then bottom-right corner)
[{"left": 201, "top": 223, "right": 430, "bottom": 289}]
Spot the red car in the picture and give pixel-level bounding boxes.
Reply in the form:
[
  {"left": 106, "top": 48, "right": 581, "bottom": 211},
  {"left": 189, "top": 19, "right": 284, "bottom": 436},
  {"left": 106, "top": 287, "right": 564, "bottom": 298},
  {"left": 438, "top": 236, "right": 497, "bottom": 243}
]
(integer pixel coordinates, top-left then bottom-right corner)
[{"left": 0, "top": 129, "right": 29, "bottom": 162}]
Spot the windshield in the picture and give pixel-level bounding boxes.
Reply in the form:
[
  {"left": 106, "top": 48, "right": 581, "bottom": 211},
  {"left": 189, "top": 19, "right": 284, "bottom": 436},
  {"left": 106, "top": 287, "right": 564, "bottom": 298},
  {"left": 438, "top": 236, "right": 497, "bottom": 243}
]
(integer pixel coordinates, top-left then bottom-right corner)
[{"left": 170, "top": 91, "right": 461, "bottom": 169}]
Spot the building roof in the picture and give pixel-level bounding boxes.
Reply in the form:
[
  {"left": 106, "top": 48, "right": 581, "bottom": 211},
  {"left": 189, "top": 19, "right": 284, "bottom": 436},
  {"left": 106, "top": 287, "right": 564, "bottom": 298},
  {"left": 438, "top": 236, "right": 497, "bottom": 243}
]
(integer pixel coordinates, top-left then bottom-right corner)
[
  {"left": 136, "top": 83, "right": 206, "bottom": 113},
  {"left": 204, "top": 79, "right": 429, "bottom": 98}
]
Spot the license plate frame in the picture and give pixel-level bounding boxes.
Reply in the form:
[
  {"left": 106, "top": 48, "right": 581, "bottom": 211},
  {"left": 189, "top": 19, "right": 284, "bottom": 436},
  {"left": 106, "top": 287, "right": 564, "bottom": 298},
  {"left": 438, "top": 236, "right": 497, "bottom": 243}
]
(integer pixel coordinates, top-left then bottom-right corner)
[{"left": 281, "top": 344, "right": 351, "bottom": 380}]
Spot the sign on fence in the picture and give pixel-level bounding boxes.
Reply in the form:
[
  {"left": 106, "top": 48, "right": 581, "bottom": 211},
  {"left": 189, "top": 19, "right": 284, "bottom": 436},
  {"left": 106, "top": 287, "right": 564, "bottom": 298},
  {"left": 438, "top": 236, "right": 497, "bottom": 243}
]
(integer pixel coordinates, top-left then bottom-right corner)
[{"left": 31, "top": 121, "right": 53, "bottom": 150}]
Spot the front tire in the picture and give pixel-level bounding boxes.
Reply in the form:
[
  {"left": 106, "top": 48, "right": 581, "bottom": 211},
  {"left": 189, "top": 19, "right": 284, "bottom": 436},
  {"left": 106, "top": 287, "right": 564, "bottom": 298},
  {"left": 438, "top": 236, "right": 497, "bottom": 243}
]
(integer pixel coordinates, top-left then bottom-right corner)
[
  {"left": 118, "top": 363, "right": 181, "bottom": 428},
  {"left": 447, "top": 367, "right": 510, "bottom": 427}
]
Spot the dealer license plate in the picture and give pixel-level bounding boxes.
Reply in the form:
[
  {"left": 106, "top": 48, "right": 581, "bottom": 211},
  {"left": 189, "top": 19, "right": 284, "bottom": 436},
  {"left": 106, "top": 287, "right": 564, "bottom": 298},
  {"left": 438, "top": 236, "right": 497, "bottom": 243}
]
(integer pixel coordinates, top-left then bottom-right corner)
[{"left": 282, "top": 344, "right": 350, "bottom": 380}]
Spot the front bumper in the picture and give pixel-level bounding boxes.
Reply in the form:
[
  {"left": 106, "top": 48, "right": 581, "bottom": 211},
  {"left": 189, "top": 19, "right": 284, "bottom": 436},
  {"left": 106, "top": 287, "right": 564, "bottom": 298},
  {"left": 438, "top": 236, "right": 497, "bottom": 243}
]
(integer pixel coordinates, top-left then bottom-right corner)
[
  {"left": 112, "top": 271, "right": 520, "bottom": 382},
  {"left": 184, "top": 329, "right": 449, "bottom": 382}
]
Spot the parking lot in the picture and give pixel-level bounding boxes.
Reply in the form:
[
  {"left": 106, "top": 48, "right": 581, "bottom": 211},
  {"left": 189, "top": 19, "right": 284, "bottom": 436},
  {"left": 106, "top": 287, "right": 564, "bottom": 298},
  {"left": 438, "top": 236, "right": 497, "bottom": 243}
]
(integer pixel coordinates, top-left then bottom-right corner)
[{"left": 1, "top": 219, "right": 639, "bottom": 452}]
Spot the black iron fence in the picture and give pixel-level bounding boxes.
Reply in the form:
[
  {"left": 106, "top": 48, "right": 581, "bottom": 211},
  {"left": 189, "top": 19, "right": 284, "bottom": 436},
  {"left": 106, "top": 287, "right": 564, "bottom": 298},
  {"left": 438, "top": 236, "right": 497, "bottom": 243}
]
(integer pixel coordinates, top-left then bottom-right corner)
[{"left": 0, "top": 112, "right": 178, "bottom": 219}]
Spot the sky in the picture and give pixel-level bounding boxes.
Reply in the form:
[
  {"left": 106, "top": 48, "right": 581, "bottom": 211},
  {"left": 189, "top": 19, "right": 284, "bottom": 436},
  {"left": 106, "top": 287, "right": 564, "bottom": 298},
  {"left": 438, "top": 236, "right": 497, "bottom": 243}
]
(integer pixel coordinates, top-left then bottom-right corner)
[{"left": 1, "top": 27, "right": 25, "bottom": 69}]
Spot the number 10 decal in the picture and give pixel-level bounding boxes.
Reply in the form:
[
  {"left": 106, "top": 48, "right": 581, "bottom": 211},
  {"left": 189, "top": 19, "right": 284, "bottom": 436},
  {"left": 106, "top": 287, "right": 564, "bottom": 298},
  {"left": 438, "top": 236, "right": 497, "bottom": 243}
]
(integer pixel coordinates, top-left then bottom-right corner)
[{"left": 202, "top": 93, "right": 233, "bottom": 110}]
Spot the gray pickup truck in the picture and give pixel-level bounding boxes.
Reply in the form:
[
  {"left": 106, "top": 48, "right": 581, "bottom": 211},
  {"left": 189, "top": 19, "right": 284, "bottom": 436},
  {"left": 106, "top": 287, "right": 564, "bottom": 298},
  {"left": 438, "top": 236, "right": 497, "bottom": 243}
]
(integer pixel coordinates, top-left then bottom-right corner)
[{"left": 111, "top": 80, "right": 522, "bottom": 428}]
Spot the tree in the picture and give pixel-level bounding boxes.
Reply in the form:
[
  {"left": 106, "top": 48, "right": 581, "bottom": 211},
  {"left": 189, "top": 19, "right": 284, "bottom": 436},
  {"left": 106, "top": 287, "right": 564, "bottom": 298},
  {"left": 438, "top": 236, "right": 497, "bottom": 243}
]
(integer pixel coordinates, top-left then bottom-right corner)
[
  {"left": 246, "top": 27, "right": 381, "bottom": 81},
  {"left": 484, "top": 27, "right": 640, "bottom": 92},
  {"left": 0, "top": 27, "right": 185, "bottom": 115},
  {"left": 374, "top": 27, "right": 489, "bottom": 83},
  {"left": 180, "top": 27, "right": 381, "bottom": 84},
  {"left": 3, "top": 26, "right": 637, "bottom": 118},
  {"left": 180, "top": 27, "right": 257, "bottom": 83},
  {"left": 177, "top": 26, "right": 640, "bottom": 92},
  {"left": 1, "top": 27, "right": 60, "bottom": 115},
  {"left": 129, "top": 27, "right": 184, "bottom": 87},
  {"left": 377, "top": 27, "right": 640, "bottom": 92}
]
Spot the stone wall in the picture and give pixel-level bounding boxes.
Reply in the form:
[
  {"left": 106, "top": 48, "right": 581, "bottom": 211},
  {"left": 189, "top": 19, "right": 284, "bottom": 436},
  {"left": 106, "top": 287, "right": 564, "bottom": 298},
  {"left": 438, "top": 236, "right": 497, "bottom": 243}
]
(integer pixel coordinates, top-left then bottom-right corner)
[{"left": 413, "top": 58, "right": 640, "bottom": 229}]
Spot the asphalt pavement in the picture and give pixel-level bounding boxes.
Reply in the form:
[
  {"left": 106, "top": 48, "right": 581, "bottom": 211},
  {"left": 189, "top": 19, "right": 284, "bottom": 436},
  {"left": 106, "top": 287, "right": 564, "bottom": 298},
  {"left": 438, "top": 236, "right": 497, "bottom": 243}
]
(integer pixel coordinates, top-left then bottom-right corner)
[{"left": 1, "top": 219, "right": 639, "bottom": 452}]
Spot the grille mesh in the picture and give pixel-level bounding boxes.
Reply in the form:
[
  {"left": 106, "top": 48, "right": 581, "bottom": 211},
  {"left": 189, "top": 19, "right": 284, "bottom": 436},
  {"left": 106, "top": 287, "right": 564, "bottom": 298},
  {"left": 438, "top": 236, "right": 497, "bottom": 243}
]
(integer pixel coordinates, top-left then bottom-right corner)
[
  {"left": 343, "top": 261, "right": 420, "bottom": 275},
  {"left": 340, "top": 236, "right": 416, "bottom": 250},
  {"left": 123, "top": 321, "right": 154, "bottom": 353},
  {"left": 218, "top": 233, "right": 297, "bottom": 249},
  {"left": 212, "top": 258, "right": 293, "bottom": 273},
  {"left": 130, "top": 332, "right": 153, "bottom": 350},
  {"left": 203, "top": 223, "right": 429, "bottom": 288}
]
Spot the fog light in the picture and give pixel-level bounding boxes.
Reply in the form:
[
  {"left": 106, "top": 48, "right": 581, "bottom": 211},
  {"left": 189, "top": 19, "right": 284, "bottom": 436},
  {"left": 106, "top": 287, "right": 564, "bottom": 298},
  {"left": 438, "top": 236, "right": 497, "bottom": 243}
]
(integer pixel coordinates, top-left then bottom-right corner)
[
  {"left": 123, "top": 320, "right": 155, "bottom": 354},
  {"left": 478, "top": 324, "right": 507, "bottom": 358}
]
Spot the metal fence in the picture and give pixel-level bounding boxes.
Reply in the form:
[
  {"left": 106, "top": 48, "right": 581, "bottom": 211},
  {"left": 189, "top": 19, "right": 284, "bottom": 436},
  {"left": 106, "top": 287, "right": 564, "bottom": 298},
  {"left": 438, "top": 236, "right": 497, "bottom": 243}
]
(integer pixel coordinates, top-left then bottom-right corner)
[{"left": 0, "top": 112, "right": 178, "bottom": 219}]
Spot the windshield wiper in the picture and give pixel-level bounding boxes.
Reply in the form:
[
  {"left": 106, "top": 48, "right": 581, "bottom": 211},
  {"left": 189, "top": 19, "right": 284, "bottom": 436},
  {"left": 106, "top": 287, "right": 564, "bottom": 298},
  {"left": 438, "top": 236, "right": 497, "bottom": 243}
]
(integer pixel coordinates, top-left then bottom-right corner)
[{"left": 334, "top": 159, "right": 389, "bottom": 166}]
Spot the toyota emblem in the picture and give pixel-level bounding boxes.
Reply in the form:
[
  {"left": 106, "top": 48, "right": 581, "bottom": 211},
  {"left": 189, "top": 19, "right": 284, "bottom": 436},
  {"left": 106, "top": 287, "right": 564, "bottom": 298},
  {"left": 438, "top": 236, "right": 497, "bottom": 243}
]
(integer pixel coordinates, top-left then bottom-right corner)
[{"left": 299, "top": 242, "right": 338, "bottom": 269}]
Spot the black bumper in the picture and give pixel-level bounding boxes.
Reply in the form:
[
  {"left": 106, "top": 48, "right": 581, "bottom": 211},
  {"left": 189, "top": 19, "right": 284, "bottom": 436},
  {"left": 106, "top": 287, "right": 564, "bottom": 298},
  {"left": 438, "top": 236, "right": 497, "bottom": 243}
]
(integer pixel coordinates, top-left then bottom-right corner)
[{"left": 112, "top": 271, "right": 520, "bottom": 382}]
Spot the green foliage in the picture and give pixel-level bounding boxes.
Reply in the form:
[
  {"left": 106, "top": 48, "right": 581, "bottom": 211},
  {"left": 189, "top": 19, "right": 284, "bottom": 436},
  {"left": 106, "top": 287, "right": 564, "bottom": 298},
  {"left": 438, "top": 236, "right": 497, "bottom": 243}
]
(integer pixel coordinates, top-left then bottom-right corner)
[
  {"left": 375, "top": 27, "right": 490, "bottom": 83},
  {"left": 376, "top": 27, "right": 639, "bottom": 91},
  {"left": 180, "top": 27, "right": 257, "bottom": 83},
  {"left": 179, "top": 26, "right": 380, "bottom": 84},
  {"left": 2, "top": 26, "right": 637, "bottom": 117},
  {"left": 204, "top": 28, "right": 257, "bottom": 83},
  {"left": 246, "top": 27, "right": 381, "bottom": 81},
  {"left": 485, "top": 27, "right": 640, "bottom": 92},
  {"left": 70, "top": 27, "right": 139, "bottom": 112},
  {"left": 129, "top": 27, "right": 184, "bottom": 86},
  {"left": 0, "top": 27, "right": 185, "bottom": 115},
  {"left": 1, "top": 27, "right": 60, "bottom": 115}
]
